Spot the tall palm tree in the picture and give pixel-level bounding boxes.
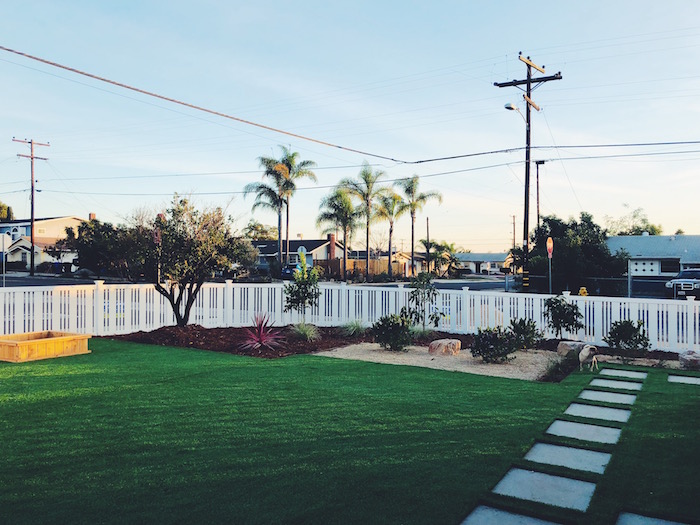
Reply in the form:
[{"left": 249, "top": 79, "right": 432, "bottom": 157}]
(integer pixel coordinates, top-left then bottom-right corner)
[
  {"left": 260, "top": 146, "right": 317, "bottom": 265},
  {"left": 339, "top": 162, "right": 388, "bottom": 278},
  {"left": 244, "top": 159, "right": 290, "bottom": 266},
  {"left": 375, "top": 193, "right": 408, "bottom": 278},
  {"left": 396, "top": 175, "right": 442, "bottom": 276},
  {"left": 316, "top": 188, "right": 361, "bottom": 279}
]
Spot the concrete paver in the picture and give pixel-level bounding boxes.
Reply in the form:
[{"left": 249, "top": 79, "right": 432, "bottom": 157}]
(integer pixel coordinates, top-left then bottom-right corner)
[
  {"left": 461, "top": 505, "right": 562, "bottom": 524},
  {"left": 590, "top": 378, "right": 643, "bottom": 391},
  {"left": 616, "top": 511, "right": 689, "bottom": 524},
  {"left": 564, "top": 403, "right": 631, "bottom": 423},
  {"left": 492, "top": 468, "right": 596, "bottom": 512},
  {"left": 600, "top": 369, "right": 648, "bottom": 380},
  {"left": 578, "top": 389, "right": 637, "bottom": 405},
  {"left": 667, "top": 375, "right": 700, "bottom": 386},
  {"left": 546, "top": 419, "right": 621, "bottom": 444},
  {"left": 524, "top": 442, "right": 611, "bottom": 474}
]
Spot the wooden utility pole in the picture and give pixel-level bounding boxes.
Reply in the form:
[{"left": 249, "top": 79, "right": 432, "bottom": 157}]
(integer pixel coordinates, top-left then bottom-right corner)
[
  {"left": 495, "top": 54, "right": 561, "bottom": 290},
  {"left": 13, "top": 138, "right": 49, "bottom": 276},
  {"left": 535, "top": 160, "right": 545, "bottom": 230},
  {"left": 512, "top": 215, "right": 516, "bottom": 250}
]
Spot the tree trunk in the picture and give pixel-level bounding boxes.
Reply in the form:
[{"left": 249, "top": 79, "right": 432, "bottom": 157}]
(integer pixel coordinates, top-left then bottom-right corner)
[
  {"left": 285, "top": 197, "right": 290, "bottom": 266},
  {"left": 342, "top": 226, "right": 348, "bottom": 280},
  {"left": 277, "top": 207, "right": 283, "bottom": 266},
  {"left": 410, "top": 212, "right": 416, "bottom": 277},
  {"left": 387, "top": 220, "right": 393, "bottom": 278},
  {"left": 365, "top": 216, "right": 370, "bottom": 279}
]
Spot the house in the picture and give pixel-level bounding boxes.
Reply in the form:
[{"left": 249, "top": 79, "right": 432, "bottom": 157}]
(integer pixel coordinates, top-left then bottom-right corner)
[
  {"left": 607, "top": 234, "right": 700, "bottom": 276},
  {"left": 455, "top": 252, "right": 511, "bottom": 275},
  {"left": 251, "top": 234, "right": 344, "bottom": 270},
  {"left": 0, "top": 216, "right": 85, "bottom": 270}
]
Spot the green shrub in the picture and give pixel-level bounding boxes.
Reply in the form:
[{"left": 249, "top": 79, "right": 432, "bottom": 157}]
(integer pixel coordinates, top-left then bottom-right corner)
[
  {"left": 372, "top": 314, "right": 411, "bottom": 352},
  {"left": 290, "top": 322, "right": 320, "bottom": 342},
  {"left": 603, "top": 319, "right": 651, "bottom": 357},
  {"left": 470, "top": 327, "right": 518, "bottom": 363},
  {"left": 409, "top": 325, "right": 434, "bottom": 342},
  {"left": 284, "top": 258, "right": 320, "bottom": 324},
  {"left": 509, "top": 318, "right": 544, "bottom": 350},
  {"left": 340, "top": 320, "right": 366, "bottom": 338},
  {"left": 544, "top": 296, "right": 584, "bottom": 338},
  {"left": 406, "top": 272, "right": 444, "bottom": 330}
]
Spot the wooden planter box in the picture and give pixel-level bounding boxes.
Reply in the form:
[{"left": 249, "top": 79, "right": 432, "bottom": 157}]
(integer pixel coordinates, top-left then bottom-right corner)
[{"left": 0, "top": 331, "right": 91, "bottom": 363}]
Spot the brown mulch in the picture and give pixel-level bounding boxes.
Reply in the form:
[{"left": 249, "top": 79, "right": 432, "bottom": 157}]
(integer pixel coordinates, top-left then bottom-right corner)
[{"left": 108, "top": 324, "right": 476, "bottom": 359}]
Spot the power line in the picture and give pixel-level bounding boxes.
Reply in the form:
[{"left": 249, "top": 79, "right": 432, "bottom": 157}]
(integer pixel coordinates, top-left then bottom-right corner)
[{"left": 0, "top": 45, "right": 406, "bottom": 163}]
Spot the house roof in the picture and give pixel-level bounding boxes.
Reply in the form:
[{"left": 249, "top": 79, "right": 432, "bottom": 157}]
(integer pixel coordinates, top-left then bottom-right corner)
[
  {"left": 0, "top": 216, "right": 84, "bottom": 225},
  {"left": 606, "top": 235, "right": 700, "bottom": 264},
  {"left": 251, "top": 239, "right": 343, "bottom": 256},
  {"left": 455, "top": 252, "right": 509, "bottom": 263}
]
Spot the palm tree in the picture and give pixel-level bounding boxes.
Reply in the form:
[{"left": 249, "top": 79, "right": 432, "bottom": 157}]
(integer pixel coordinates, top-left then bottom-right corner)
[
  {"left": 339, "top": 162, "right": 389, "bottom": 278},
  {"left": 264, "top": 146, "right": 317, "bottom": 265},
  {"left": 244, "top": 159, "right": 290, "bottom": 266},
  {"left": 375, "top": 193, "right": 408, "bottom": 278},
  {"left": 396, "top": 175, "right": 442, "bottom": 276},
  {"left": 316, "top": 189, "right": 361, "bottom": 279}
]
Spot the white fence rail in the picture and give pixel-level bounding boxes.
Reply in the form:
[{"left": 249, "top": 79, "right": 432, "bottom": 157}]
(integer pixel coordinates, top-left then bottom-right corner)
[{"left": 0, "top": 281, "right": 698, "bottom": 352}]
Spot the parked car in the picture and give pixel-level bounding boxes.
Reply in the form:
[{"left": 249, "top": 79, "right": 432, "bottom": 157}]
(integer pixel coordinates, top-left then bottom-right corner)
[
  {"left": 665, "top": 269, "right": 700, "bottom": 298},
  {"left": 280, "top": 264, "right": 298, "bottom": 281}
]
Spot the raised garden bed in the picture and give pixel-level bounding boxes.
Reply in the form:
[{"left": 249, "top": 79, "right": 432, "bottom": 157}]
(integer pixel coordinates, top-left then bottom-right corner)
[{"left": 0, "top": 331, "right": 91, "bottom": 363}]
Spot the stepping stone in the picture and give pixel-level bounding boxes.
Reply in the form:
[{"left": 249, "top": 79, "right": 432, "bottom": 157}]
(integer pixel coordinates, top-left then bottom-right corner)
[
  {"left": 565, "top": 403, "right": 631, "bottom": 423},
  {"left": 590, "top": 378, "right": 643, "bottom": 391},
  {"left": 461, "top": 505, "right": 561, "bottom": 524},
  {"left": 547, "top": 420, "right": 622, "bottom": 444},
  {"left": 668, "top": 375, "right": 700, "bottom": 386},
  {"left": 579, "top": 389, "right": 637, "bottom": 405},
  {"left": 616, "top": 511, "right": 689, "bottom": 524},
  {"left": 600, "top": 369, "right": 648, "bottom": 380},
  {"left": 492, "top": 468, "right": 596, "bottom": 512},
  {"left": 524, "top": 442, "right": 612, "bottom": 474}
]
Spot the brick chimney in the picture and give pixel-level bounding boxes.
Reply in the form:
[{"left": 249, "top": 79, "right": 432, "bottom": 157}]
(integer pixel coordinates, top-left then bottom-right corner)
[
  {"left": 88, "top": 212, "right": 96, "bottom": 221},
  {"left": 328, "top": 233, "right": 336, "bottom": 259}
]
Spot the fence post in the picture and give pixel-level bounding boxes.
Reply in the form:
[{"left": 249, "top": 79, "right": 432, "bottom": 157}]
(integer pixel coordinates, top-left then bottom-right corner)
[
  {"left": 94, "top": 280, "right": 104, "bottom": 336},
  {"left": 224, "top": 280, "right": 233, "bottom": 327},
  {"left": 461, "top": 286, "right": 470, "bottom": 334},
  {"left": 338, "top": 282, "right": 347, "bottom": 325}
]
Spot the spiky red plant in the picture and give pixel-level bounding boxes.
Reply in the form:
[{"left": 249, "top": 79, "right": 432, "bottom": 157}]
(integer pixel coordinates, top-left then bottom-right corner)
[{"left": 239, "top": 313, "right": 286, "bottom": 352}]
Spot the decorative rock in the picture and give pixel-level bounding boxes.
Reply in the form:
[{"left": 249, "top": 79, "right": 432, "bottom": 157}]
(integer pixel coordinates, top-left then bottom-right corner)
[
  {"left": 557, "top": 341, "right": 587, "bottom": 357},
  {"left": 428, "top": 339, "right": 461, "bottom": 356},
  {"left": 679, "top": 350, "right": 700, "bottom": 371}
]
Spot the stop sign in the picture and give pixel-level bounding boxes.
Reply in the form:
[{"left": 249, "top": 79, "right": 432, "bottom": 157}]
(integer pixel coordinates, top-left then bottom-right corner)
[{"left": 546, "top": 237, "right": 553, "bottom": 259}]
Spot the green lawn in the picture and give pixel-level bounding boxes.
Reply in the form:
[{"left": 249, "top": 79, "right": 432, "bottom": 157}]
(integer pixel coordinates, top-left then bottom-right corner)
[{"left": 1, "top": 340, "right": 698, "bottom": 524}]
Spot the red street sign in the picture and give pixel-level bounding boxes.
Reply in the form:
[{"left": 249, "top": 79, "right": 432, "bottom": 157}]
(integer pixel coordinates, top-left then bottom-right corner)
[{"left": 547, "top": 237, "right": 553, "bottom": 259}]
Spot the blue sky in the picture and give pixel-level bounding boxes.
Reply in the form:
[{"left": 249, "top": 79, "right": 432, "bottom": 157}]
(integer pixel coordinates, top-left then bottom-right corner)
[{"left": 1, "top": 1, "right": 699, "bottom": 252}]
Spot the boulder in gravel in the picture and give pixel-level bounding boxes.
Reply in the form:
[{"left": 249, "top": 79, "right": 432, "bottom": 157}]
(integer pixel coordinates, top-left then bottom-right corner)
[
  {"left": 680, "top": 350, "right": 700, "bottom": 371},
  {"left": 428, "top": 339, "right": 461, "bottom": 356},
  {"left": 557, "top": 341, "right": 587, "bottom": 357}
]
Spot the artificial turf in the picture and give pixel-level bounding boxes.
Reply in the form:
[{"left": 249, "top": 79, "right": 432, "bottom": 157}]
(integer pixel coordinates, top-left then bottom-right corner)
[{"left": 0, "top": 340, "right": 698, "bottom": 524}]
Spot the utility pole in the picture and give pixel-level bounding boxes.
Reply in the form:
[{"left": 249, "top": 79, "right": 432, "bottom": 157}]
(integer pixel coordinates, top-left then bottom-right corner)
[
  {"left": 512, "top": 215, "right": 516, "bottom": 250},
  {"left": 13, "top": 138, "right": 49, "bottom": 276},
  {"left": 535, "top": 160, "right": 545, "bottom": 230},
  {"left": 495, "top": 54, "right": 561, "bottom": 291}
]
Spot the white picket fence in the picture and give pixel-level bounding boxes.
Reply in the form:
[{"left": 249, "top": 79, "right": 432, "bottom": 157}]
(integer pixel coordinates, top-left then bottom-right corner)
[{"left": 0, "top": 280, "right": 698, "bottom": 352}]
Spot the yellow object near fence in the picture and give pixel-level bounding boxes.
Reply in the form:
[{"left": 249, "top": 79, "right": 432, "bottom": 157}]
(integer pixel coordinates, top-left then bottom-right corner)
[
  {"left": 578, "top": 287, "right": 589, "bottom": 296},
  {"left": 0, "top": 331, "right": 91, "bottom": 363}
]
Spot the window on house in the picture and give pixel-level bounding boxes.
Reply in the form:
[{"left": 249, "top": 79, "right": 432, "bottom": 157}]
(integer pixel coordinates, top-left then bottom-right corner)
[
  {"left": 660, "top": 259, "right": 681, "bottom": 274},
  {"left": 37, "top": 228, "right": 46, "bottom": 234}
]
